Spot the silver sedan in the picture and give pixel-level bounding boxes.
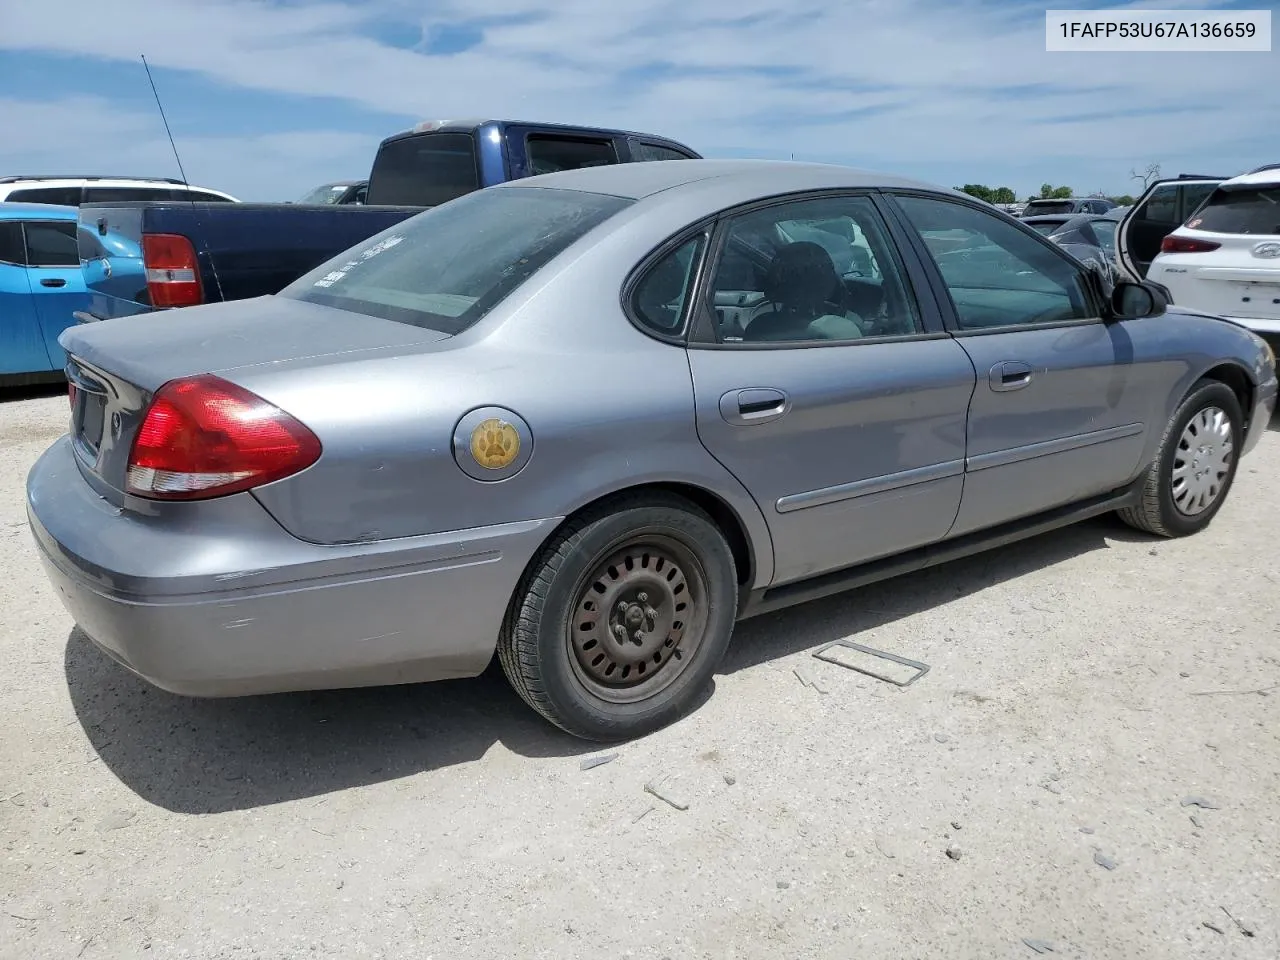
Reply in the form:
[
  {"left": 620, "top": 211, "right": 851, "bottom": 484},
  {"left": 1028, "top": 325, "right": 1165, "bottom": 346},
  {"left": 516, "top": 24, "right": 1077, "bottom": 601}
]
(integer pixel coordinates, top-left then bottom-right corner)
[{"left": 27, "top": 159, "right": 1277, "bottom": 741}]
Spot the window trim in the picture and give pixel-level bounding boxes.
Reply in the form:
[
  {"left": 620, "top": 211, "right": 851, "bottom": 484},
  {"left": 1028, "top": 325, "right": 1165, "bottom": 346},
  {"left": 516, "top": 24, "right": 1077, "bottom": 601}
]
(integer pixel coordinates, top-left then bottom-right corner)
[
  {"left": 682, "top": 188, "right": 948, "bottom": 351},
  {"left": 620, "top": 225, "right": 713, "bottom": 344},
  {"left": 880, "top": 189, "right": 1106, "bottom": 338}
]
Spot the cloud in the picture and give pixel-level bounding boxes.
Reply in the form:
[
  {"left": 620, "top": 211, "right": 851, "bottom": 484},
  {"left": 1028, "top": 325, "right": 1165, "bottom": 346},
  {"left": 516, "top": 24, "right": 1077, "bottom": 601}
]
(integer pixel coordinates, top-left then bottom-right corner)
[{"left": 0, "top": 0, "right": 1276, "bottom": 198}]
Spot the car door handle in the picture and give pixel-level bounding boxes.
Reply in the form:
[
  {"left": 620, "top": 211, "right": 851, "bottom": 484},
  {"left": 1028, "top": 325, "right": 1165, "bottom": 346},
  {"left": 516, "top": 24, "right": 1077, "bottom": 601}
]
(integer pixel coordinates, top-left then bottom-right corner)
[
  {"left": 719, "top": 387, "right": 789, "bottom": 424},
  {"left": 40, "top": 278, "right": 66, "bottom": 288},
  {"left": 989, "top": 361, "right": 1033, "bottom": 392}
]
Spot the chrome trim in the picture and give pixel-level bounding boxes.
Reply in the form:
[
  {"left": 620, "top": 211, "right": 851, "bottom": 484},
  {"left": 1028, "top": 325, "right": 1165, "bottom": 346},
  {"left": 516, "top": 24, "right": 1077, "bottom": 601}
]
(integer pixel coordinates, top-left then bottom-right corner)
[
  {"left": 966, "top": 422, "right": 1144, "bottom": 473},
  {"left": 776, "top": 459, "right": 964, "bottom": 514}
]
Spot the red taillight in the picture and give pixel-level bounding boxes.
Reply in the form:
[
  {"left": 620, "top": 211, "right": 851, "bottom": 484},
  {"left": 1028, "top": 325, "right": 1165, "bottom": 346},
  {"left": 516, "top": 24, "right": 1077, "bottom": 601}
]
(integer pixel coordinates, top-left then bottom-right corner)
[
  {"left": 142, "top": 233, "right": 203, "bottom": 308},
  {"left": 1161, "top": 235, "right": 1221, "bottom": 254},
  {"left": 125, "top": 374, "right": 321, "bottom": 500}
]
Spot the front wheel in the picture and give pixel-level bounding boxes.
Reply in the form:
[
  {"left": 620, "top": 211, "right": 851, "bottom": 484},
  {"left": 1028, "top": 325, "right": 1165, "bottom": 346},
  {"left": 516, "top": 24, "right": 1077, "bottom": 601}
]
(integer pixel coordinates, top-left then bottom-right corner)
[
  {"left": 497, "top": 494, "right": 739, "bottom": 741},
  {"left": 1117, "top": 379, "right": 1243, "bottom": 537}
]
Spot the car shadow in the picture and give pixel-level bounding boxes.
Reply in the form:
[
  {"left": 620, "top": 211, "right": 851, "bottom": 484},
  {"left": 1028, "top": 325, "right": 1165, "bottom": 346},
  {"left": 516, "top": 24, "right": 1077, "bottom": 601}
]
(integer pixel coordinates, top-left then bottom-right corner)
[
  {"left": 1269, "top": 403, "right": 1280, "bottom": 433},
  {"left": 64, "top": 515, "right": 1138, "bottom": 815},
  {"left": 0, "top": 379, "right": 65, "bottom": 403},
  {"left": 64, "top": 635, "right": 619, "bottom": 815}
]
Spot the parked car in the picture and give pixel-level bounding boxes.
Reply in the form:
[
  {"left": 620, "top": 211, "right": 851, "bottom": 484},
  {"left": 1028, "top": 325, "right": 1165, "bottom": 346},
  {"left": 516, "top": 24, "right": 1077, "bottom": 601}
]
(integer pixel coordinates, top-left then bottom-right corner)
[
  {"left": 1122, "top": 166, "right": 1280, "bottom": 336},
  {"left": 29, "top": 160, "right": 1276, "bottom": 741},
  {"left": 1021, "top": 197, "right": 1116, "bottom": 218},
  {"left": 1022, "top": 213, "right": 1121, "bottom": 281},
  {"left": 74, "top": 119, "right": 701, "bottom": 322},
  {"left": 1114, "top": 174, "right": 1229, "bottom": 280},
  {"left": 294, "top": 180, "right": 368, "bottom": 205},
  {"left": 0, "top": 203, "right": 137, "bottom": 382},
  {"left": 0, "top": 175, "right": 237, "bottom": 206}
]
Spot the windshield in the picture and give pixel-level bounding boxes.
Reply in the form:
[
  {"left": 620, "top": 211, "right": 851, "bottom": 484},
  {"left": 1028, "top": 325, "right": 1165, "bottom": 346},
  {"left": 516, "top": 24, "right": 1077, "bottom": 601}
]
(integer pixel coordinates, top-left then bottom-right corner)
[
  {"left": 1187, "top": 185, "right": 1280, "bottom": 235},
  {"left": 1024, "top": 201, "right": 1075, "bottom": 216},
  {"left": 279, "top": 186, "right": 633, "bottom": 334},
  {"left": 297, "top": 183, "right": 352, "bottom": 204},
  {"left": 366, "top": 132, "right": 480, "bottom": 206}
]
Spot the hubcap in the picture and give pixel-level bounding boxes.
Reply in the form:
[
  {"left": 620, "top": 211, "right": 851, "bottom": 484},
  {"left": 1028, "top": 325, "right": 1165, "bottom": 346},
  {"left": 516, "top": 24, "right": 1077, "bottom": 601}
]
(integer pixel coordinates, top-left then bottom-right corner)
[
  {"left": 567, "top": 536, "right": 709, "bottom": 704},
  {"left": 1171, "top": 405, "right": 1234, "bottom": 516}
]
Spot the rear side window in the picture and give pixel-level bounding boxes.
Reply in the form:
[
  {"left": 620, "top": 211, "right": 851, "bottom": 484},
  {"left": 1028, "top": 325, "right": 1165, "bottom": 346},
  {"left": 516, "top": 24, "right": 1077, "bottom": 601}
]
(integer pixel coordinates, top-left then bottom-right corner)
[
  {"left": 527, "top": 135, "right": 617, "bottom": 175},
  {"left": 6, "top": 186, "right": 81, "bottom": 206},
  {"left": 1186, "top": 186, "right": 1280, "bottom": 235},
  {"left": 366, "top": 133, "right": 480, "bottom": 206},
  {"left": 83, "top": 186, "right": 169, "bottom": 203},
  {"left": 630, "top": 141, "right": 694, "bottom": 162},
  {"left": 183, "top": 190, "right": 234, "bottom": 203},
  {"left": 23, "top": 222, "right": 79, "bottom": 266},
  {"left": 631, "top": 235, "right": 706, "bottom": 336},
  {"left": 282, "top": 186, "right": 632, "bottom": 335}
]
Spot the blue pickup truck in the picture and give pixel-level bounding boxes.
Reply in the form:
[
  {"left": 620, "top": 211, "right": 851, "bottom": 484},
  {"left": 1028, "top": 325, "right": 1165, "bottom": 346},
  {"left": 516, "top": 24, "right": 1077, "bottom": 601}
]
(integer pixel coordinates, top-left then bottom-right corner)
[{"left": 76, "top": 119, "right": 700, "bottom": 321}]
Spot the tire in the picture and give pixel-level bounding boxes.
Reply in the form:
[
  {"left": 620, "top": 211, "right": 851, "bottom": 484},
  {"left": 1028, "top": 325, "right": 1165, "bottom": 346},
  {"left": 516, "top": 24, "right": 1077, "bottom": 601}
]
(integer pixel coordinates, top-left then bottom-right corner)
[
  {"left": 497, "top": 493, "right": 739, "bottom": 741},
  {"left": 1117, "top": 378, "right": 1243, "bottom": 537}
]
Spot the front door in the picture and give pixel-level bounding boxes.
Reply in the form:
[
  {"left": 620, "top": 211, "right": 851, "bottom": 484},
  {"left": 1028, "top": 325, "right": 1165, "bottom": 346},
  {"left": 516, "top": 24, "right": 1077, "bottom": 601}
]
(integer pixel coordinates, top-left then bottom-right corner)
[
  {"left": 20, "top": 219, "right": 88, "bottom": 370},
  {"left": 680, "top": 192, "right": 976, "bottom": 587},
  {"left": 888, "top": 192, "right": 1154, "bottom": 537}
]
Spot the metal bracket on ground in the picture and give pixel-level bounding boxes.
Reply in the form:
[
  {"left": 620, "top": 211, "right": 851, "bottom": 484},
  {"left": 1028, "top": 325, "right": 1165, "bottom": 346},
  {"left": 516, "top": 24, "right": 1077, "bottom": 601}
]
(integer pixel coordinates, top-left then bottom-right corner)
[{"left": 812, "top": 640, "right": 930, "bottom": 687}]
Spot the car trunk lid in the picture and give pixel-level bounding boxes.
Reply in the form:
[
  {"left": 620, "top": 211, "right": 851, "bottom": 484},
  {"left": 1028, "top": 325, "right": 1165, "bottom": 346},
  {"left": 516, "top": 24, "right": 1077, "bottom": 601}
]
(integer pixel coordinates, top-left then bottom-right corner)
[{"left": 60, "top": 295, "right": 450, "bottom": 499}]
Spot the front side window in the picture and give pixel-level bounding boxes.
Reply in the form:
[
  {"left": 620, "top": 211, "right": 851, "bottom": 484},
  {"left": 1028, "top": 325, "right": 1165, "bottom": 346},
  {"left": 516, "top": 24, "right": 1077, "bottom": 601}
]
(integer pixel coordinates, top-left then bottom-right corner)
[
  {"left": 22, "top": 221, "right": 79, "bottom": 267},
  {"left": 1137, "top": 184, "right": 1178, "bottom": 224},
  {"left": 1186, "top": 186, "right": 1280, "bottom": 235},
  {"left": 631, "top": 235, "right": 706, "bottom": 336},
  {"left": 281, "top": 186, "right": 632, "bottom": 335},
  {"left": 895, "top": 195, "right": 1093, "bottom": 330},
  {"left": 366, "top": 133, "right": 480, "bottom": 207},
  {"left": 526, "top": 135, "right": 617, "bottom": 176},
  {"left": 707, "top": 194, "right": 921, "bottom": 344}
]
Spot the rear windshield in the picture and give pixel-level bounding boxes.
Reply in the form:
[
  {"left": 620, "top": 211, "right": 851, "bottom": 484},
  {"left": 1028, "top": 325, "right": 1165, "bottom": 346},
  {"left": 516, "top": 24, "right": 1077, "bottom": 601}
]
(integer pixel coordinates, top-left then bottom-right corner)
[
  {"left": 1187, "top": 186, "right": 1280, "bottom": 235},
  {"left": 365, "top": 132, "right": 480, "bottom": 206},
  {"left": 280, "top": 186, "right": 633, "bottom": 335},
  {"left": 1023, "top": 201, "right": 1075, "bottom": 216}
]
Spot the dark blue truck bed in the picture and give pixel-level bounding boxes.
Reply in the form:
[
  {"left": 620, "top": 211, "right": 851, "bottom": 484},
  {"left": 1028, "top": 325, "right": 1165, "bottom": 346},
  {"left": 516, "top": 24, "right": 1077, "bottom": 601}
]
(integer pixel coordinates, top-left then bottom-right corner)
[{"left": 76, "top": 118, "right": 700, "bottom": 322}]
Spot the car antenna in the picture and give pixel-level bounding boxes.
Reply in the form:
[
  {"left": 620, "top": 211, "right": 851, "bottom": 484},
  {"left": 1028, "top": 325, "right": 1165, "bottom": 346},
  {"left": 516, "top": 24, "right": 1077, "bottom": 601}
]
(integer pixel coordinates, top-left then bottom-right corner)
[{"left": 140, "top": 54, "right": 226, "bottom": 303}]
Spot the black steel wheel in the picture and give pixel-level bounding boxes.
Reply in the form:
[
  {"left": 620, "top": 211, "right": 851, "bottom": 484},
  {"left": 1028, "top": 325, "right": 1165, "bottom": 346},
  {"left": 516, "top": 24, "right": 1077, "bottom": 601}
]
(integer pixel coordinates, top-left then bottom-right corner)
[{"left": 497, "top": 493, "right": 738, "bottom": 741}]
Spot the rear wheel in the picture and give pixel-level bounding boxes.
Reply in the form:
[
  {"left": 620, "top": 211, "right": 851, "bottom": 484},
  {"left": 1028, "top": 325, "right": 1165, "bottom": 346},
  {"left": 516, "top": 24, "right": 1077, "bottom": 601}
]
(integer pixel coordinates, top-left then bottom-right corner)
[
  {"left": 497, "top": 494, "right": 738, "bottom": 741},
  {"left": 1117, "top": 379, "right": 1243, "bottom": 537}
]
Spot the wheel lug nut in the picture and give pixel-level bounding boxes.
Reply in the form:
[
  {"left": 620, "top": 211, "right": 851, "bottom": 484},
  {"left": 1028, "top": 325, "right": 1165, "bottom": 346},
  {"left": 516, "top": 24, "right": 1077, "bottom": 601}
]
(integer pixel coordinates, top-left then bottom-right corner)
[
  {"left": 612, "top": 624, "right": 628, "bottom": 642},
  {"left": 638, "top": 592, "right": 648, "bottom": 603},
  {"left": 617, "top": 601, "right": 629, "bottom": 613},
  {"left": 633, "top": 630, "right": 644, "bottom": 644}
]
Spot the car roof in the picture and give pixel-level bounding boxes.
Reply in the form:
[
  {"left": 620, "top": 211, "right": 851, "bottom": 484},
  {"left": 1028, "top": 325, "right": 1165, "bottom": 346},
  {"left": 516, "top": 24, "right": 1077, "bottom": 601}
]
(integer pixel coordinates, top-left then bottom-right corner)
[
  {"left": 0, "top": 202, "right": 78, "bottom": 220},
  {"left": 491, "top": 158, "right": 956, "bottom": 201},
  {"left": 1219, "top": 167, "right": 1280, "bottom": 188},
  {"left": 0, "top": 177, "right": 236, "bottom": 198}
]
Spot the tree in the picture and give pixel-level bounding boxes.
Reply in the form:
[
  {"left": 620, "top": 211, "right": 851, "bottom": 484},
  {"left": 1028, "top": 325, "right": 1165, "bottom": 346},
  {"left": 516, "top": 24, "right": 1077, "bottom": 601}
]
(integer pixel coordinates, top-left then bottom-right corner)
[
  {"left": 1036, "top": 183, "right": 1074, "bottom": 199},
  {"left": 1130, "top": 163, "right": 1162, "bottom": 191},
  {"left": 1109, "top": 194, "right": 1135, "bottom": 206},
  {"left": 990, "top": 186, "right": 1016, "bottom": 204},
  {"left": 958, "top": 184, "right": 994, "bottom": 202}
]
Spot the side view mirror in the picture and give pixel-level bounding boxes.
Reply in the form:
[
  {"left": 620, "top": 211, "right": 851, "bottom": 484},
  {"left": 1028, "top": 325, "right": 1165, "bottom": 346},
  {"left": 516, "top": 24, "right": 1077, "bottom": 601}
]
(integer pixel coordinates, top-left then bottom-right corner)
[{"left": 1108, "top": 279, "right": 1171, "bottom": 320}]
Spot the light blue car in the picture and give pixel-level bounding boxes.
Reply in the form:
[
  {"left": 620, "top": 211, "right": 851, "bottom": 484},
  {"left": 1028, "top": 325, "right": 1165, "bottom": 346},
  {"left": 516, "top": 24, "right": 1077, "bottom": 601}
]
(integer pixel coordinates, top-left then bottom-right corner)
[{"left": 0, "top": 203, "right": 89, "bottom": 382}]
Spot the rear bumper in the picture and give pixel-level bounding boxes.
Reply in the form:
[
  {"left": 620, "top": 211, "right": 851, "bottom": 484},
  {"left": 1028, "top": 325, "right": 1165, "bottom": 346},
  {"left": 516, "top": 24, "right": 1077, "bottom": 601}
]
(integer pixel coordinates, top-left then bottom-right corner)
[{"left": 27, "top": 436, "right": 558, "bottom": 697}]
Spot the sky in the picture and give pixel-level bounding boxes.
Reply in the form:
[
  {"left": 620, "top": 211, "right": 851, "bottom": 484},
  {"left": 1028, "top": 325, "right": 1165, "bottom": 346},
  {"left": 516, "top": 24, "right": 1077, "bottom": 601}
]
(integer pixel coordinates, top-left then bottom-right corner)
[{"left": 0, "top": 0, "right": 1276, "bottom": 202}]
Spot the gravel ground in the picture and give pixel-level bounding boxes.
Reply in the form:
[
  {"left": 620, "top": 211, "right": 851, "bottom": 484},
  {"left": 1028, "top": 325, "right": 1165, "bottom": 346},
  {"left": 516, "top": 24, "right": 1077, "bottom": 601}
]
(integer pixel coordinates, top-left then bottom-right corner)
[{"left": 1, "top": 385, "right": 1277, "bottom": 960}]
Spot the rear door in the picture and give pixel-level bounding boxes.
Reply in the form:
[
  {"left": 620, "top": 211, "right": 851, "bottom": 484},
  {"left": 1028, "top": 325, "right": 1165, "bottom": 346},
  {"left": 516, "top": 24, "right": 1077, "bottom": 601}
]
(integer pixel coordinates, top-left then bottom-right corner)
[
  {"left": 0, "top": 221, "right": 51, "bottom": 374},
  {"left": 21, "top": 219, "right": 88, "bottom": 368},
  {"left": 681, "top": 191, "right": 976, "bottom": 588},
  {"left": 1116, "top": 178, "right": 1221, "bottom": 281}
]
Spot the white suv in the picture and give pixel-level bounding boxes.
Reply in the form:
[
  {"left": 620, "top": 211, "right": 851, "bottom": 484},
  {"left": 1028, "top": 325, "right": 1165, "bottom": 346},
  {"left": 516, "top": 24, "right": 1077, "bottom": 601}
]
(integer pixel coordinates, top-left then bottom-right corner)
[
  {"left": 0, "top": 176, "right": 237, "bottom": 206},
  {"left": 1138, "top": 166, "right": 1280, "bottom": 335}
]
